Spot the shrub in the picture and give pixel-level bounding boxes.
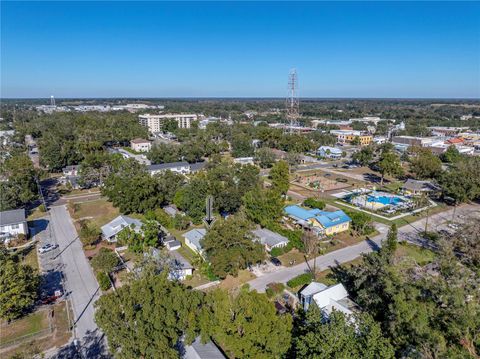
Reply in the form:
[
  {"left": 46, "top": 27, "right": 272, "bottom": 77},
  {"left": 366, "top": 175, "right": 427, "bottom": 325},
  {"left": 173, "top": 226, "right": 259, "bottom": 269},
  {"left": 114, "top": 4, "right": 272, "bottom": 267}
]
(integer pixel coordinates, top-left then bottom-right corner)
[
  {"left": 266, "top": 288, "right": 275, "bottom": 298},
  {"left": 173, "top": 214, "right": 190, "bottom": 230},
  {"left": 91, "top": 248, "right": 120, "bottom": 273},
  {"left": 267, "top": 282, "right": 285, "bottom": 294},
  {"left": 270, "top": 247, "right": 285, "bottom": 257},
  {"left": 97, "top": 272, "right": 111, "bottom": 291},
  {"left": 16, "top": 233, "right": 27, "bottom": 242},
  {"left": 38, "top": 204, "right": 47, "bottom": 212},
  {"left": 303, "top": 198, "right": 326, "bottom": 210},
  {"left": 287, "top": 273, "right": 314, "bottom": 288},
  {"left": 79, "top": 220, "right": 100, "bottom": 246}
]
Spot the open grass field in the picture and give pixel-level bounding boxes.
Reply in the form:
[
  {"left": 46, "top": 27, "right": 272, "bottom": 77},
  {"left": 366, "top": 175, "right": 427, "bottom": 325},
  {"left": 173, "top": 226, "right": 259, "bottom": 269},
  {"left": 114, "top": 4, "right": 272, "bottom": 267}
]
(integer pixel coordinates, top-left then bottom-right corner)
[
  {"left": 1, "top": 302, "right": 72, "bottom": 358},
  {"left": 69, "top": 197, "right": 119, "bottom": 228},
  {"left": 219, "top": 270, "right": 256, "bottom": 292},
  {"left": 0, "top": 311, "right": 49, "bottom": 347},
  {"left": 20, "top": 245, "right": 39, "bottom": 270}
]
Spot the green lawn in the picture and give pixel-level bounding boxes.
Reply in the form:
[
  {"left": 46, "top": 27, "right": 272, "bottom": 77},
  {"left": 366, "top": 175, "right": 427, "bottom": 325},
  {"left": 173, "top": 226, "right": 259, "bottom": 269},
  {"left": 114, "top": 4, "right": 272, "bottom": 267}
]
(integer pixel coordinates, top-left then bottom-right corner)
[
  {"left": 70, "top": 198, "right": 120, "bottom": 228},
  {"left": 20, "top": 245, "right": 39, "bottom": 270},
  {"left": 395, "top": 242, "right": 436, "bottom": 266},
  {"left": 0, "top": 311, "right": 49, "bottom": 347}
]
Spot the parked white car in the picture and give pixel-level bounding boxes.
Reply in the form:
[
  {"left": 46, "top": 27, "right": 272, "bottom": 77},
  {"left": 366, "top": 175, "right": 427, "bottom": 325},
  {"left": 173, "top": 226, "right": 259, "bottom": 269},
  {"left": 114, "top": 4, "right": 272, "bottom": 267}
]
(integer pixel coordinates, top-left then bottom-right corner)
[{"left": 38, "top": 243, "right": 58, "bottom": 254}]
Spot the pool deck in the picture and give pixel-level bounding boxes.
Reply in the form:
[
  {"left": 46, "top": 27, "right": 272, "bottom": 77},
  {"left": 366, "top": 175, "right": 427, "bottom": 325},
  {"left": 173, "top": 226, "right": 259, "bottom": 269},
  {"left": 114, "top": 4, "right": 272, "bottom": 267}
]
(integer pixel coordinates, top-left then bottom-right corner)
[{"left": 334, "top": 199, "right": 437, "bottom": 221}]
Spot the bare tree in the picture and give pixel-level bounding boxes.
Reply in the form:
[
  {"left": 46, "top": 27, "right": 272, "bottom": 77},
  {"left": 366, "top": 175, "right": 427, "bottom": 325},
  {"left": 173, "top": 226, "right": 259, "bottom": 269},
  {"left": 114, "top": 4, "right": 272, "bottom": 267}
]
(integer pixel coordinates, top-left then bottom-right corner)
[{"left": 302, "top": 230, "right": 319, "bottom": 278}]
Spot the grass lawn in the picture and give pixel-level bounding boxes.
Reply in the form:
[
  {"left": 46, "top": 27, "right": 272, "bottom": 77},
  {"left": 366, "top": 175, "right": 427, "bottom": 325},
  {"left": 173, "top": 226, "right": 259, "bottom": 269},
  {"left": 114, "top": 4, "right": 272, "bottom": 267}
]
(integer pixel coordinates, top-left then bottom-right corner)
[
  {"left": 20, "top": 245, "right": 39, "bottom": 271},
  {"left": 27, "top": 207, "right": 48, "bottom": 221},
  {"left": 219, "top": 270, "right": 256, "bottom": 291},
  {"left": 69, "top": 197, "right": 119, "bottom": 228},
  {"left": 395, "top": 242, "right": 436, "bottom": 266},
  {"left": 0, "top": 311, "right": 49, "bottom": 347},
  {"left": 183, "top": 272, "right": 211, "bottom": 288},
  {"left": 1, "top": 301, "right": 72, "bottom": 358},
  {"left": 278, "top": 249, "right": 305, "bottom": 267}
]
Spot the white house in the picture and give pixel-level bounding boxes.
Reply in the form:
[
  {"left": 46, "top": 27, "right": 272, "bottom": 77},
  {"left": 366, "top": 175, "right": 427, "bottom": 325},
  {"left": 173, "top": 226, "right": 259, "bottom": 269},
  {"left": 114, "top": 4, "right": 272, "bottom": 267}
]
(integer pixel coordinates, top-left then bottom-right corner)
[
  {"left": 299, "top": 282, "right": 358, "bottom": 320},
  {"left": 62, "top": 165, "right": 80, "bottom": 177},
  {"left": 130, "top": 138, "right": 152, "bottom": 152},
  {"left": 233, "top": 157, "right": 255, "bottom": 165},
  {"left": 164, "top": 235, "right": 182, "bottom": 251},
  {"left": 147, "top": 161, "right": 207, "bottom": 176},
  {"left": 169, "top": 250, "right": 194, "bottom": 280},
  {"left": 183, "top": 228, "right": 206, "bottom": 255},
  {"left": 317, "top": 146, "right": 343, "bottom": 159},
  {"left": 0, "top": 209, "right": 28, "bottom": 243},
  {"left": 251, "top": 228, "right": 289, "bottom": 252},
  {"left": 101, "top": 215, "right": 143, "bottom": 242}
]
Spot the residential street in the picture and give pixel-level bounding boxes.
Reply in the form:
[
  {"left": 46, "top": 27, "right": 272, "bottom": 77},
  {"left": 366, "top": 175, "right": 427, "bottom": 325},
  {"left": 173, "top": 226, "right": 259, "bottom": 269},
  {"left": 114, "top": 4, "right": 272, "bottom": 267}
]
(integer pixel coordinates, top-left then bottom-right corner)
[
  {"left": 48, "top": 205, "right": 105, "bottom": 356},
  {"left": 248, "top": 203, "right": 480, "bottom": 292}
]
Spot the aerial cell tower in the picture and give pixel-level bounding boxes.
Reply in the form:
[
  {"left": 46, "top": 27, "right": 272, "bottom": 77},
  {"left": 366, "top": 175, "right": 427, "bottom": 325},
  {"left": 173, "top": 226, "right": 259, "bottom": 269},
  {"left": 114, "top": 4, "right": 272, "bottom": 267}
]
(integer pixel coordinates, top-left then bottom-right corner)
[
  {"left": 285, "top": 68, "right": 300, "bottom": 134},
  {"left": 50, "top": 95, "right": 56, "bottom": 106}
]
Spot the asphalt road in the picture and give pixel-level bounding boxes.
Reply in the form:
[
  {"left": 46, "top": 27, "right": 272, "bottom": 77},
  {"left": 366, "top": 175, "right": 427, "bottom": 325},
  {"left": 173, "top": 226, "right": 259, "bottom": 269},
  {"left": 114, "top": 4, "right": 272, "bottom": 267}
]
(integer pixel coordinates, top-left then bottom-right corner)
[
  {"left": 248, "top": 203, "right": 480, "bottom": 292},
  {"left": 48, "top": 205, "right": 102, "bottom": 348}
]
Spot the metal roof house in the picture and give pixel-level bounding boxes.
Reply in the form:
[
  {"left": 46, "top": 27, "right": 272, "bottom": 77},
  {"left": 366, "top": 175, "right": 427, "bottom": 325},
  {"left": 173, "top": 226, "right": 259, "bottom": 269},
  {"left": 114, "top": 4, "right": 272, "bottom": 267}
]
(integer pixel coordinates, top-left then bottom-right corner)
[
  {"left": 169, "top": 250, "right": 194, "bottom": 281},
  {"left": 183, "top": 228, "right": 206, "bottom": 255},
  {"left": 284, "top": 205, "right": 351, "bottom": 236},
  {"left": 0, "top": 208, "right": 28, "bottom": 242},
  {"left": 251, "top": 228, "right": 289, "bottom": 252},
  {"left": 147, "top": 161, "right": 207, "bottom": 176},
  {"left": 299, "top": 282, "right": 358, "bottom": 320},
  {"left": 101, "top": 215, "right": 142, "bottom": 243},
  {"left": 317, "top": 146, "right": 343, "bottom": 159}
]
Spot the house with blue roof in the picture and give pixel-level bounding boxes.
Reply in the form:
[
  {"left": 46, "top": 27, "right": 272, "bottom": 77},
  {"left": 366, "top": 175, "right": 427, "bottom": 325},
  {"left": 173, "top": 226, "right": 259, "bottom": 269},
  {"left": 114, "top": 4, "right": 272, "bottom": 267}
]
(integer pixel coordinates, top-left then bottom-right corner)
[{"left": 284, "top": 205, "right": 351, "bottom": 236}]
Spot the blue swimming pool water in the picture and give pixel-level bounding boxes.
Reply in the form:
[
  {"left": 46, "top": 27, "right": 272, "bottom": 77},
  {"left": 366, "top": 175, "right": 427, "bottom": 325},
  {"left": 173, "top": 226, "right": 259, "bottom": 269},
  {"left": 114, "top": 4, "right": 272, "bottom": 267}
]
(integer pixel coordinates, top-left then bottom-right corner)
[{"left": 367, "top": 195, "right": 403, "bottom": 205}]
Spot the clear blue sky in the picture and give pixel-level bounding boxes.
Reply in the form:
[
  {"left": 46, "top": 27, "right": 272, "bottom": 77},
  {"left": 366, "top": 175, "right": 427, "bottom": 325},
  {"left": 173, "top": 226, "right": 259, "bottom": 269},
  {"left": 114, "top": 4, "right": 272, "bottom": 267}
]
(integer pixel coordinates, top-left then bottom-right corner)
[{"left": 2, "top": 1, "right": 479, "bottom": 98}]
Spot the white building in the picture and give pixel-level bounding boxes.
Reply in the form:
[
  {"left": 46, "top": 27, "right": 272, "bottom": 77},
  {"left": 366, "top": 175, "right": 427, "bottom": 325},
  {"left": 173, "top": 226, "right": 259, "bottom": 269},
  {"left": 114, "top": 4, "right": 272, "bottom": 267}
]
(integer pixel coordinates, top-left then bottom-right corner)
[
  {"left": 299, "top": 282, "right": 358, "bottom": 320},
  {"left": 317, "top": 146, "right": 343, "bottom": 159},
  {"left": 0, "top": 209, "right": 28, "bottom": 242},
  {"left": 183, "top": 228, "right": 206, "bottom": 255},
  {"left": 101, "top": 215, "right": 143, "bottom": 243},
  {"left": 130, "top": 138, "right": 152, "bottom": 152},
  {"left": 233, "top": 157, "right": 255, "bottom": 165},
  {"left": 138, "top": 114, "right": 198, "bottom": 132}
]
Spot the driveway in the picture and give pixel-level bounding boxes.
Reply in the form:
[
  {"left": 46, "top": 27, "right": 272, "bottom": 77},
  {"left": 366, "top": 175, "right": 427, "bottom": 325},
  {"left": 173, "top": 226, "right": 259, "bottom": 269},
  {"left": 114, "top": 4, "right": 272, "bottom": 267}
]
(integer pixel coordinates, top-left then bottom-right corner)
[{"left": 247, "top": 203, "right": 480, "bottom": 292}]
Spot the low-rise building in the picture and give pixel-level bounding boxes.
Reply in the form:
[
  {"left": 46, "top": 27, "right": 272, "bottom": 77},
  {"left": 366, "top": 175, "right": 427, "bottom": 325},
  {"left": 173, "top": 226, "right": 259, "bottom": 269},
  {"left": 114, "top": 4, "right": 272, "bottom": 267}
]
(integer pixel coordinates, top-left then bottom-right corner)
[
  {"left": 233, "top": 157, "right": 255, "bottom": 165},
  {"left": 164, "top": 236, "right": 182, "bottom": 251},
  {"left": 331, "top": 130, "right": 372, "bottom": 146},
  {"left": 299, "top": 282, "right": 358, "bottom": 319},
  {"left": 139, "top": 113, "right": 198, "bottom": 132},
  {"left": 130, "top": 138, "right": 152, "bottom": 152},
  {"left": 0, "top": 209, "right": 28, "bottom": 242},
  {"left": 169, "top": 250, "right": 193, "bottom": 280},
  {"left": 183, "top": 228, "right": 206, "bottom": 255},
  {"left": 147, "top": 161, "right": 206, "bottom": 176},
  {"left": 284, "top": 205, "right": 351, "bottom": 236},
  {"left": 183, "top": 336, "right": 226, "bottom": 359},
  {"left": 317, "top": 146, "right": 343, "bottom": 159},
  {"left": 62, "top": 165, "right": 80, "bottom": 177},
  {"left": 251, "top": 228, "right": 289, "bottom": 252},
  {"left": 101, "top": 215, "right": 143, "bottom": 243},
  {"left": 402, "top": 179, "right": 440, "bottom": 196}
]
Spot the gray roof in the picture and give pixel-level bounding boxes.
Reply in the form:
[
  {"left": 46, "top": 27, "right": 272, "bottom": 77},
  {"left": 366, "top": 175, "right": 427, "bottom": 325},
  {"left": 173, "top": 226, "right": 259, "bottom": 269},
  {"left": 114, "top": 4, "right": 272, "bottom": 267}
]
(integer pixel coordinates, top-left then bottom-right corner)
[
  {"left": 163, "top": 205, "right": 178, "bottom": 217},
  {"left": 403, "top": 179, "right": 439, "bottom": 192},
  {"left": 165, "top": 239, "right": 181, "bottom": 249},
  {"left": 252, "top": 228, "right": 289, "bottom": 248},
  {"left": 299, "top": 282, "right": 328, "bottom": 297},
  {"left": 101, "top": 215, "right": 142, "bottom": 239},
  {"left": 0, "top": 209, "right": 26, "bottom": 226},
  {"left": 183, "top": 228, "right": 206, "bottom": 251},
  {"left": 148, "top": 161, "right": 190, "bottom": 172},
  {"left": 184, "top": 337, "right": 225, "bottom": 359},
  {"left": 170, "top": 250, "right": 193, "bottom": 270}
]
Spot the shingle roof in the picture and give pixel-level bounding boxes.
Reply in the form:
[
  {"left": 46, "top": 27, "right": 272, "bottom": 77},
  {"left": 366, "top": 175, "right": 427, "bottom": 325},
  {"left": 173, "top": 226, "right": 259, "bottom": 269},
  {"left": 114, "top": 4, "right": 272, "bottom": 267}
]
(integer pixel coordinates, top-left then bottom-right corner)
[
  {"left": 184, "top": 337, "right": 225, "bottom": 359},
  {"left": 170, "top": 250, "right": 193, "bottom": 270},
  {"left": 252, "top": 228, "right": 289, "bottom": 248},
  {"left": 100, "top": 215, "right": 142, "bottom": 239},
  {"left": 130, "top": 138, "right": 150, "bottom": 144},
  {"left": 0, "top": 209, "right": 26, "bottom": 226},
  {"left": 403, "top": 179, "right": 439, "bottom": 192}
]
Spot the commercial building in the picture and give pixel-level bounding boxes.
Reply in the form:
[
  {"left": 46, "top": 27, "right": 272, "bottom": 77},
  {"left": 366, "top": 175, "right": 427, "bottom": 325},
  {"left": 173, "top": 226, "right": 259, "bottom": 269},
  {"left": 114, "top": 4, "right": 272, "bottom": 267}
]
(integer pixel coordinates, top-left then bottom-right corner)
[
  {"left": 130, "top": 138, "right": 152, "bottom": 152},
  {"left": 331, "top": 130, "right": 373, "bottom": 146},
  {"left": 138, "top": 114, "right": 198, "bottom": 132},
  {"left": 317, "top": 146, "right": 343, "bottom": 159}
]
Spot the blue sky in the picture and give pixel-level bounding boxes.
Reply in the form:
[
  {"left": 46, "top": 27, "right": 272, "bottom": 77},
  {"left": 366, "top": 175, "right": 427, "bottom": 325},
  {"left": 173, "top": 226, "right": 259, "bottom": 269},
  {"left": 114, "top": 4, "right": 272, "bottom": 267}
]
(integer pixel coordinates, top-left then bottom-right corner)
[{"left": 1, "top": 1, "right": 479, "bottom": 98}]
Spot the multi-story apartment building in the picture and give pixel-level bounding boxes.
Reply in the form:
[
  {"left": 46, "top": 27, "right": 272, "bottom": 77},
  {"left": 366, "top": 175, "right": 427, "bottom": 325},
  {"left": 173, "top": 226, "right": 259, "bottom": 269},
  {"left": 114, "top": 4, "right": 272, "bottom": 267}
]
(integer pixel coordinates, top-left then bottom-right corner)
[{"left": 138, "top": 114, "right": 198, "bottom": 132}]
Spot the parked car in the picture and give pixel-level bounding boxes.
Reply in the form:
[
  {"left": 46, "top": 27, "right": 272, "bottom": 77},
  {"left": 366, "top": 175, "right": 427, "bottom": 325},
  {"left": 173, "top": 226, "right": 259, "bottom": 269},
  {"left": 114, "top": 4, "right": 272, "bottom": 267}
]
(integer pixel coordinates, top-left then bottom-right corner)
[
  {"left": 270, "top": 257, "right": 282, "bottom": 266},
  {"left": 336, "top": 178, "right": 348, "bottom": 183},
  {"left": 38, "top": 243, "right": 58, "bottom": 254}
]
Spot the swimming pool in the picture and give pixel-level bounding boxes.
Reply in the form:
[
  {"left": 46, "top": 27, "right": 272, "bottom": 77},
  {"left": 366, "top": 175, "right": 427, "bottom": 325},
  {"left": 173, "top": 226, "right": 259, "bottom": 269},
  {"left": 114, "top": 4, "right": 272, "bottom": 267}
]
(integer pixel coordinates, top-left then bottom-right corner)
[{"left": 367, "top": 194, "right": 403, "bottom": 205}]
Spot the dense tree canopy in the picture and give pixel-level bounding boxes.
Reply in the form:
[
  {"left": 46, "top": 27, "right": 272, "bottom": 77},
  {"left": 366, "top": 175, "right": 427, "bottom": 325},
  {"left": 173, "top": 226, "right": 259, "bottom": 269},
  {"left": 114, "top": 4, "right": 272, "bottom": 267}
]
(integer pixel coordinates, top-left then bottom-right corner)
[
  {"left": 0, "top": 248, "right": 40, "bottom": 320},
  {"left": 95, "top": 273, "right": 204, "bottom": 359},
  {"left": 439, "top": 156, "right": 480, "bottom": 203},
  {"left": 202, "top": 215, "right": 265, "bottom": 278},
  {"left": 408, "top": 146, "right": 442, "bottom": 180},
  {"left": 200, "top": 287, "right": 293, "bottom": 359}
]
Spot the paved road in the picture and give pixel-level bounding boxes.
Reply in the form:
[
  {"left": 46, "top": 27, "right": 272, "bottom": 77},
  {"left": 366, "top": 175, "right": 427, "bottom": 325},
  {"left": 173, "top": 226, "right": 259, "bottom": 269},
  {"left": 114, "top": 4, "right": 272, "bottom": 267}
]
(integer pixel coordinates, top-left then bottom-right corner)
[
  {"left": 248, "top": 204, "right": 480, "bottom": 292},
  {"left": 49, "top": 205, "right": 102, "bottom": 347}
]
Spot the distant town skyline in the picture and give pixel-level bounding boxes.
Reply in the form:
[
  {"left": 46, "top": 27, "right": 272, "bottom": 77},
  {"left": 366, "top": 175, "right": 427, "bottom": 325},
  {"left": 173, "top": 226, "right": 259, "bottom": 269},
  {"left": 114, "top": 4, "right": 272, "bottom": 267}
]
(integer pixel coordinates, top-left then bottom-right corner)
[{"left": 1, "top": 1, "right": 479, "bottom": 99}]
